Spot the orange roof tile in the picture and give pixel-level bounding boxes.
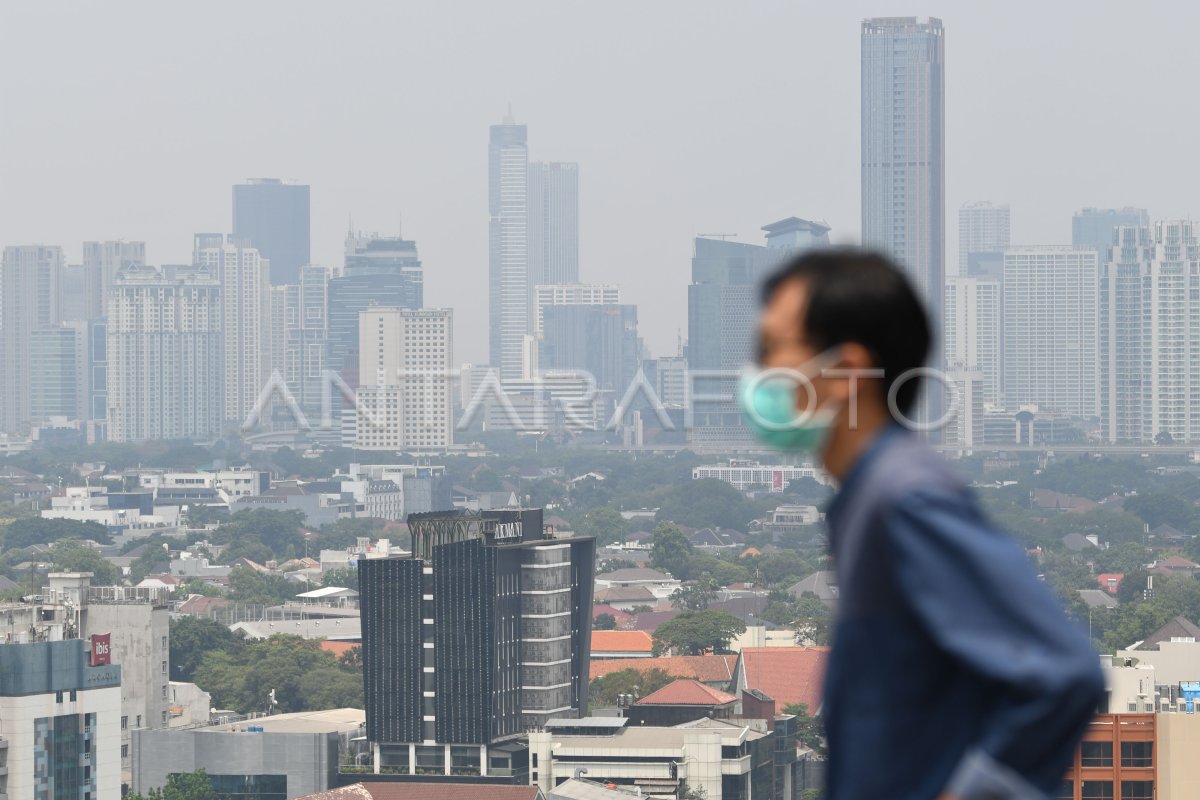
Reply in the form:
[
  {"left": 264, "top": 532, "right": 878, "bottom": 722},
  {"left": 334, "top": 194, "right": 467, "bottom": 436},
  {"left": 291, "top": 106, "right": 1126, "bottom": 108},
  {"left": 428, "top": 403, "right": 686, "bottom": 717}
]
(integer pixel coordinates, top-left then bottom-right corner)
[
  {"left": 320, "top": 641, "right": 359, "bottom": 658},
  {"left": 589, "top": 654, "right": 738, "bottom": 683},
  {"left": 738, "top": 647, "right": 829, "bottom": 713},
  {"left": 591, "top": 630, "right": 654, "bottom": 653},
  {"left": 637, "top": 679, "right": 737, "bottom": 706}
]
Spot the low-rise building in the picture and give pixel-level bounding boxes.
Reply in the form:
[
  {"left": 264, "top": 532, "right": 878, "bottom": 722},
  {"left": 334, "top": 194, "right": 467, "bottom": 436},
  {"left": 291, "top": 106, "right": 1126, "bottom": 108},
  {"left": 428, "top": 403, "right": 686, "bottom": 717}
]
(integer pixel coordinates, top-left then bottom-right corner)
[
  {"left": 593, "top": 568, "right": 681, "bottom": 601},
  {"left": 131, "top": 708, "right": 366, "bottom": 800},
  {"left": 692, "top": 460, "right": 827, "bottom": 493}
]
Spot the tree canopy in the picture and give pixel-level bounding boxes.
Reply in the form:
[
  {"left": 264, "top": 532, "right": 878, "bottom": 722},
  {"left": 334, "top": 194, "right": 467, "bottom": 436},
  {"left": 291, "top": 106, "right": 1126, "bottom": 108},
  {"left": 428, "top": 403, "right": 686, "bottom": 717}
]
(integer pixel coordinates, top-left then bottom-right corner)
[{"left": 651, "top": 609, "right": 747, "bottom": 656}]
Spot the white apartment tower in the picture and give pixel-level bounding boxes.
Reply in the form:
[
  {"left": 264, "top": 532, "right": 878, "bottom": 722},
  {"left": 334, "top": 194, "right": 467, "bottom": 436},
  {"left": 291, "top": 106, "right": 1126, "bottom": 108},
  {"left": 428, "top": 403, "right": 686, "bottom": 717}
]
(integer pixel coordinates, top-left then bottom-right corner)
[
  {"left": 194, "top": 235, "right": 271, "bottom": 424},
  {"left": 355, "top": 307, "right": 454, "bottom": 451},
  {"left": 944, "top": 276, "right": 1002, "bottom": 406},
  {"left": 958, "top": 202, "right": 1010, "bottom": 273},
  {"left": 106, "top": 265, "right": 223, "bottom": 442},
  {"left": 0, "top": 245, "right": 64, "bottom": 433},
  {"left": 1002, "top": 247, "right": 1099, "bottom": 417},
  {"left": 1101, "top": 221, "right": 1200, "bottom": 443}
]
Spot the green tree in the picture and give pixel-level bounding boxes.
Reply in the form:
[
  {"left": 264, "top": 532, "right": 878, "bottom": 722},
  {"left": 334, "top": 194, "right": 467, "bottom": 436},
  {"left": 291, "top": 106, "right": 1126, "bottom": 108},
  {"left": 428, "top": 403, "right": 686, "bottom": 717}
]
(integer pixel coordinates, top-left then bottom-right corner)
[
  {"left": 575, "top": 507, "right": 629, "bottom": 546},
  {"left": 170, "top": 616, "right": 243, "bottom": 682},
  {"left": 193, "top": 635, "right": 362, "bottom": 713},
  {"left": 226, "top": 566, "right": 299, "bottom": 605},
  {"left": 650, "top": 522, "right": 693, "bottom": 580},
  {"left": 126, "top": 769, "right": 217, "bottom": 800},
  {"left": 47, "top": 539, "right": 119, "bottom": 585},
  {"left": 671, "top": 580, "right": 717, "bottom": 611},
  {"left": 594, "top": 613, "right": 618, "bottom": 630},
  {"left": 655, "top": 479, "right": 758, "bottom": 530},
  {"left": 1093, "top": 541, "right": 1151, "bottom": 575},
  {"left": 782, "top": 702, "right": 826, "bottom": 756},
  {"left": 651, "top": 609, "right": 746, "bottom": 655},
  {"left": 1123, "top": 493, "right": 1196, "bottom": 530},
  {"left": 589, "top": 667, "right": 675, "bottom": 707},
  {"left": 321, "top": 566, "right": 359, "bottom": 592},
  {"left": 3, "top": 517, "right": 112, "bottom": 548}
]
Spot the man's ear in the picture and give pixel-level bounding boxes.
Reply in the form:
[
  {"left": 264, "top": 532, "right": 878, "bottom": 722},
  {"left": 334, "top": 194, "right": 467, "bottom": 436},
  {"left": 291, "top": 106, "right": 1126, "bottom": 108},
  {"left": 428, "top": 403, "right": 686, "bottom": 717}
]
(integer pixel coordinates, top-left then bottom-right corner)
[
  {"left": 838, "top": 342, "right": 875, "bottom": 372},
  {"left": 824, "top": 342, "right": 879, "bottom": 405}
]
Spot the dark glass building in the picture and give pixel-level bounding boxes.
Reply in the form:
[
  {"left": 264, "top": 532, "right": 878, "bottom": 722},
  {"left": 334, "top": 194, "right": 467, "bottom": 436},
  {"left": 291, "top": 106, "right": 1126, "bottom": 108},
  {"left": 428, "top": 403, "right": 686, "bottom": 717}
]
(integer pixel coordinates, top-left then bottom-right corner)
[
  {"left": 327, "top": 235, "right": 423, "bottom": 383},
  {"left": 232, "top": 179, "right": 311, "bottom": 286},
  {"left": 359, "top": 508, "right": 594, "bottom": 779},
  {"left": 538, "top": 303, "right": 639, "bottom": 397}
]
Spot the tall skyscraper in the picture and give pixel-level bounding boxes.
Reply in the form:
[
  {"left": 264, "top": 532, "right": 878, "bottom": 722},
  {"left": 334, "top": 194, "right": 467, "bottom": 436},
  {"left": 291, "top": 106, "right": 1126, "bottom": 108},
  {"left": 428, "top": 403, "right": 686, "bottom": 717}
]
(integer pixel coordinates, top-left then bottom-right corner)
[
  {"left": 328, "top": 234, "right": 423, "bottom": 384},
  {"left": 106, "top": 265, "right": 223, "bottom": 442},
  {"left": 82, "top": 240, "right": 146, "bottom": 319},
  {"left": 232, "top": 178, "right": 310, "bottom": 285},
  {"left": 944, "top": 276, "right": 1002, "bottom": 406},
  {"left": 532, "top": 283, "right": 620, "bottom": 336},
  {"left": 280, "top": 264, "right": 330, "bottom": 422},
  {"left": 1, "top": 245, "right": 64, "bottom": 433},
  {"left": 1101, "top": 221, "right": 1200, "bottom": 443},
  {"left": 354, "top": 307, "right": 454, "bottom": 452},
  {"left": 539, "top": 304, "right": 640, "bottom": 398},
  {"left": 489, "top": 116, "right": 530, "bottom": 379},
  {"left": 1073, "top": 207, "right": 1150, "bottom": 261},
  {"left": 359, "top": 508, "right": 594, "bottom": 773},
  {"left": 527, "top": 161, "right": 579, "bottom": 286},
  {"left": 861, "top": 17, "right": 946, "bottom": 339},
  {"left": 194, "top": 235, "right": 271, "bottom": 423},
  {"left": 1003, "top": 247, "right": 1099, "bottom": 417},
  {"left": 29, "top": 322, "right": 89, "bottom": 424},
  {"left": 958, "top": 202, "right": 1010, "bottom": 274},
  {"left": 687, "top": 219, "right": 830, "bottom": 449}
]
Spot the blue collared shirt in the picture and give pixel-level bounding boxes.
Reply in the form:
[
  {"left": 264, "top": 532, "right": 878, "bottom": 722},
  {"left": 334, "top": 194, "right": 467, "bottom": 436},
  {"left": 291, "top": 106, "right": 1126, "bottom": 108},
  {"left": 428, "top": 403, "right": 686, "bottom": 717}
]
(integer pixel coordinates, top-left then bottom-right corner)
[{"left": 821, "top": 426, "right": 1105, "bottom": 800}]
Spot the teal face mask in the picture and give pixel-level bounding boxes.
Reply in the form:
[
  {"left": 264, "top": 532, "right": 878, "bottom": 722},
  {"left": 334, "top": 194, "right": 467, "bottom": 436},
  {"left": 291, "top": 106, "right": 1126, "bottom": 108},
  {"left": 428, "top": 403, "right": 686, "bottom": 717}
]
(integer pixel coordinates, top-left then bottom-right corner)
[{"left": 738, "top": 362, "right": 840, "bottom": 453}]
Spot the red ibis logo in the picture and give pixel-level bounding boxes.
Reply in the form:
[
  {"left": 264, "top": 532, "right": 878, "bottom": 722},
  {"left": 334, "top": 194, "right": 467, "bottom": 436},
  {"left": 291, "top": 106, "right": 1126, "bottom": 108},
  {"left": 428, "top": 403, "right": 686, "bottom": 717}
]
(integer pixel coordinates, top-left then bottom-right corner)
[{"left": 90, "top": 633, "right": 112, "bottom": 666}]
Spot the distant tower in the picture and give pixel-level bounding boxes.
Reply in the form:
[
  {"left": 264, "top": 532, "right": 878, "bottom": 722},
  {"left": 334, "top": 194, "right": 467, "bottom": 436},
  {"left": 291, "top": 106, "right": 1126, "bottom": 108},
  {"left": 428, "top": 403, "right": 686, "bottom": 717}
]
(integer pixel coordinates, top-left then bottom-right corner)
[
  {"left": 0, "top": 245, "right": 64, "bottom": 433},
  {"left": 489, "top": 116, "right": 530, "bottom": 380},
  {"left": 862, "top": 17, "right": 946, "bottom": 425},
  {"left": 232, "top": 178, "right": 311, "bottom": 285},
  {"left": 958, "top": 202, "right": 1009, "bottom": 276},
  {"left": 528, "top": 161, "right": 580, "bottom": 286}
]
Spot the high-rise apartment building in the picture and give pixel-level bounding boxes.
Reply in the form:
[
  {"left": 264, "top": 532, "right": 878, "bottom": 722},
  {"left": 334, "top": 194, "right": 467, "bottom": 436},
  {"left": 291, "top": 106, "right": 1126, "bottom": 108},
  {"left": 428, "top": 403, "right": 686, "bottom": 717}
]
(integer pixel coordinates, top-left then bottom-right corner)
[
  {"left": 354, "top": 307, "right": 453, "bottom": 452},
  {"left": 1101, "top": 221, "right": 1200, "bottom": 444},
  {"left": 861, "top": 17, "right": 945, "bottom": 318},
  {"left": 539, "top": 304, "right": 639, "bottom": 398},
  {"left": 489, "top": 117, "right": 530, "bottom": 379},
  {"left": 359, "top": 508, "right": 594, "bottom": 776},
  {"left": 944, "top": 276, "right": 1002, "bottom": 406},
  {"left": 1073, "top": 207, "right": 1151, "bottom": 262},
  {"left": 194, "top": 235, "right": 271, "bottom": 424},
  {"left": 1, "top": 245, "right": 65, "bottom": 433},
  {"left": 82, "top": 240, "right": 146, "bottom": 319},
  {"left": 232, "top": 179, "right": 310, "bottom": 285},
  {"left": 328, "top": 234, "right": 423, "bottom": 383},
  {"left": 687, "top": 219, "right": 829, "bottom": 449},
  {"left": 278, "top": 264, "right": 330, "bottom": 423},
  {"left": 106, "top": 264, "right": 223, "bottom": 442},
  {"left": 527, "top": 161, "right": 579, "bottom": 286},
  {"left": 1003, "top": 247, "right": 1099, "bottom": 417},
  {"left": 532, "top": 283, "right": 620, "bottom": 336},
  {"left": 29, "top": 322, "right": 90, "bottom": 424},
  {"left": 958, "top": 202, "right": 1010, "bottom": 274}
]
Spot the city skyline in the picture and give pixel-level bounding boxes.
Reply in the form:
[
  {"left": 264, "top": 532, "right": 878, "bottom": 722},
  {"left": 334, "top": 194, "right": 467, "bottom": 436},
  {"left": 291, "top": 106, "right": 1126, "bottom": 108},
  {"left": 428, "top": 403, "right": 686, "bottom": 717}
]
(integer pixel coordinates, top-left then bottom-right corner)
[{"left": 5, "top": 2, "right": 1199, "bottom": 363}]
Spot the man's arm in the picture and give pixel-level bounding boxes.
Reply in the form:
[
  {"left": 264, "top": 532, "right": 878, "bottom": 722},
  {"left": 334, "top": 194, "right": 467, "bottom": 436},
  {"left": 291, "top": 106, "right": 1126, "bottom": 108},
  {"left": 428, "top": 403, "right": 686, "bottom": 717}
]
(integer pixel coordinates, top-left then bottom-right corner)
[{"left": 888, "top": 490, "right": 1105, "bottom": 799}]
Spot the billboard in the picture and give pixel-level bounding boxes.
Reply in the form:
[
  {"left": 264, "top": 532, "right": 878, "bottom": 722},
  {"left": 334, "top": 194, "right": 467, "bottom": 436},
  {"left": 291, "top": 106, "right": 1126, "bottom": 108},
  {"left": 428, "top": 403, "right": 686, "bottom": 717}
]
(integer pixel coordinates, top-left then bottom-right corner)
[{"left": 90, "top": 632, "right": 112, "bottom": 667}]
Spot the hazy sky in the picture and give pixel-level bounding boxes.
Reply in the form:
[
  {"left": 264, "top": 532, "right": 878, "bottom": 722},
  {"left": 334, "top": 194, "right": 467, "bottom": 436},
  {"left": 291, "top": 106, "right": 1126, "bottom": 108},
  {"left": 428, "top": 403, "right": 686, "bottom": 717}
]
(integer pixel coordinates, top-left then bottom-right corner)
[{"left": 4, "top": 1, "right": 1200, "bottom": 363}]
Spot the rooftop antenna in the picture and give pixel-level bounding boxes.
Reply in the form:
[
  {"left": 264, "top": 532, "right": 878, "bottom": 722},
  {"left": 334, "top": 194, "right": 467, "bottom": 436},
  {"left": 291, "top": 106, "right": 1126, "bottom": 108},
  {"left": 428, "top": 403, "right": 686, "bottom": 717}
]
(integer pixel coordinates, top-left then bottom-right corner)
[{"left": 503, "top": 103, "right": 515, "bottom": 124}]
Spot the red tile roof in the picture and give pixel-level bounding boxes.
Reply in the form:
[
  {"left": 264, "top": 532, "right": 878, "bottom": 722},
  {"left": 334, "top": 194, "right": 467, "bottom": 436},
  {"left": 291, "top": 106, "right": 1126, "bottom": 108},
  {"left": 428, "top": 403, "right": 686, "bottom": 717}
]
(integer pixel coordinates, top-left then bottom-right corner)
[
  {"left": 1097, "top": 573, "right": 1125, "bottom": 593},
  {"left": 319, "top": 641, "right": 359, "bottom": 658},
  {"left": 636, "top": 679, "right": 737, "bottom": 707},
  {"left": 591, "top": 630, "right": 654, "bottom": 654},
  {"left": 738, "top": 647, "right": 829, "bottom": 712},
  {"left": 589, "top": 654, "right": 738, "bottom": 684},
  {"left": 297, "top": 783, "right": 543, "bottom": 800}
]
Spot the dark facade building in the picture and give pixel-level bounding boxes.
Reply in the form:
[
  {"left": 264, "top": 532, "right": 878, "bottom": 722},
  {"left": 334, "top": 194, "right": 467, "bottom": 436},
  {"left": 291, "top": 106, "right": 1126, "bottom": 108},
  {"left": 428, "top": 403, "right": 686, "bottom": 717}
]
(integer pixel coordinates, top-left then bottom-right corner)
[
  {"left": 359, "top": 508, "right": 595, "bottom": 779},
  {"left": 232, "top": 178, "right": 311, "bottom": 285},
  {"left": 538, "top": 304, "right": 639, "bottom": 397}
]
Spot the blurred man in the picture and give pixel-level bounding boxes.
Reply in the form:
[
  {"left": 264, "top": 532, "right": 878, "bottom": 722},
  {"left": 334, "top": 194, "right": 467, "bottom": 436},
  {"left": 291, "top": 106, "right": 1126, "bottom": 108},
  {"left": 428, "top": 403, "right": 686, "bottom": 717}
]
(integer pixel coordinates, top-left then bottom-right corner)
[{"left": 740, "top": 249, "right": 1104, "bottom": 799}]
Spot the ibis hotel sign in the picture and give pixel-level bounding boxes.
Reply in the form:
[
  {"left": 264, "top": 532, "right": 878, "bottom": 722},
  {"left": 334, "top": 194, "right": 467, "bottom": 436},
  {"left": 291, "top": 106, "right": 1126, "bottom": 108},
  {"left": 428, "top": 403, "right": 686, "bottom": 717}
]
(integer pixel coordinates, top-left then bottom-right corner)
[{"left": 90, "top": 633, "right": 112, "bottom": 667}]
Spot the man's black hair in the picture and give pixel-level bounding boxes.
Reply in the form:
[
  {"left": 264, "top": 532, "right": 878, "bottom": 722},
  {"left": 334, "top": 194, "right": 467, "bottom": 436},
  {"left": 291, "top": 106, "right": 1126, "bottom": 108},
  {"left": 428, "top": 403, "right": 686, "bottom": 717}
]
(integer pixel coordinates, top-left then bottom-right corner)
[{"left": 761, "top": 248, "right": 932, "bottom": 415}]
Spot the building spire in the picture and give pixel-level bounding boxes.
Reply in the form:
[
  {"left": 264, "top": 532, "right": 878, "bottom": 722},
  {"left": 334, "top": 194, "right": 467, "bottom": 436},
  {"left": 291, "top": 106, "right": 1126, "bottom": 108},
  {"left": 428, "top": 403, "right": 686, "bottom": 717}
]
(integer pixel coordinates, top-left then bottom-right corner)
[{"left": 503, "top": 102, "right": 515, "bottom": 125}]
